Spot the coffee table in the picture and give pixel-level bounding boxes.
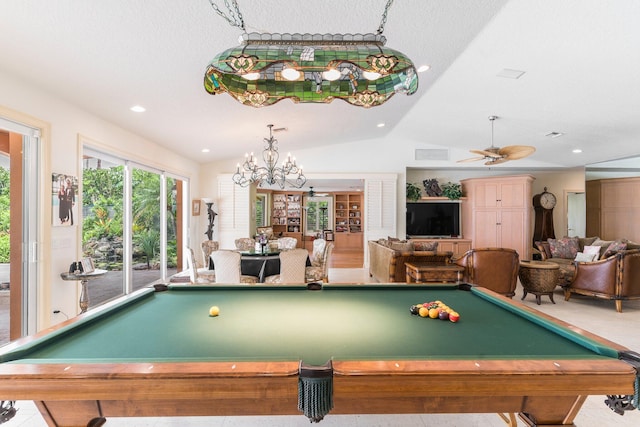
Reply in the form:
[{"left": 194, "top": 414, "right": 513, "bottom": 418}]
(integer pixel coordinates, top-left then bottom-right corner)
[{"left": 405, "top": 262, "right": 464, "bottom": 283}]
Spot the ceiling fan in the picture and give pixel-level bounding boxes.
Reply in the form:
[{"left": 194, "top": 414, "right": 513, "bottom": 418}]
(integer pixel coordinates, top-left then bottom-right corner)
[
  {"left": 307, "top": 186, "right": 329, "bottom": 197},
  {"left": 458, "top": 116, "right": 536, "bottom": 165}
]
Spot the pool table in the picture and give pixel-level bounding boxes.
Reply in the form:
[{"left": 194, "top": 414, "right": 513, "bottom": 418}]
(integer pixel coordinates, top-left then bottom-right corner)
[{"left": 0, "top": 283, "right": 638, "bottom": 427}]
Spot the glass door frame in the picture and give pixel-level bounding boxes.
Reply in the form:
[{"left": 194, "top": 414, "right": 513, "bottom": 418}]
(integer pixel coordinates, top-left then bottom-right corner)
[{"left": 0, "top": 110, "right": 49, "bottom": 338}]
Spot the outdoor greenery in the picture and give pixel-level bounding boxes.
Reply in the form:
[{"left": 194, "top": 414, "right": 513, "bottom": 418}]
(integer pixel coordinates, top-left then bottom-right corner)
[
  {"left": 0, "top": 162, "right": 177, "bottom": 269},
  {"left": 82, "top": 166, "right": 178, "bottom": 269},
  {"left": 0, "top": 167, "right": 9, "bottom": 263}
]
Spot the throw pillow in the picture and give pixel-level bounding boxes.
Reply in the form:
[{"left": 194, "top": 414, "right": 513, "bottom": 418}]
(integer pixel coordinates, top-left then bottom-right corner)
[
  {"left": 548, "top": 237, "right": 579, "bottom": 259},
  {"left": 602, "top": 240, "right": 627, "bottom": 258},
  {"left": 592, "top": 238, "right": 614, "bottom": 259},
  {"left": 583, "top": 245, "right": 601, "bottom": 259},
  {"left": 626, "top": 240, "right": 640, "bottom": 250},
  {"left": 534, "top": 241, "right": 552, "bottom": 259},
  {"left": 413, "top": 241, "right": 438, "bottom": 251},
  {"left": 578, "top": 236, "right": 599, "bottom": 251},
  {"left": 390, "top": 241, "right": 413, "bottom": 252},
  {"left": 574, "top": 252, "right": 597, "bottom": 262}
]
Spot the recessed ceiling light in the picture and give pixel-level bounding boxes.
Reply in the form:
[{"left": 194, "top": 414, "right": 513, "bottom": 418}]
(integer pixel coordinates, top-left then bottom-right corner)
[
  {"left": 130, "top": 105, "right": 146, "bottom": 113},
  {"left": 201, "top": 148, "right": 210, "bottom": 153},
  {"left": 572, "top": 149, "right": 582, "bottom": 154},
  {"left": 497, "top": 68, "right": 526, "bottom": 79},
  {"left": 417, "top": 65, "right": 431, "bottom": 73},
  {"left": 377, "top": 123, "right": 385, "bottom": 128},
  {"left": 545, "top": 132, "right": 565, "bottom": 138}
]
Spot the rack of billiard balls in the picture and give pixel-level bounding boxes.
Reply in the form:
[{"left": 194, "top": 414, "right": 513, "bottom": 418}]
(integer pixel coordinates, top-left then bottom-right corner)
[{"left": 410, "top": 300, "right": 460, "bottom": 322}]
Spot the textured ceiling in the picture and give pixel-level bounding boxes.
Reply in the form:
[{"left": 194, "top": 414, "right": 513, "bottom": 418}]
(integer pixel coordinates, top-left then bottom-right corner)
[{"left": 1, "top": 0, "right": 639, "bottom": 170}]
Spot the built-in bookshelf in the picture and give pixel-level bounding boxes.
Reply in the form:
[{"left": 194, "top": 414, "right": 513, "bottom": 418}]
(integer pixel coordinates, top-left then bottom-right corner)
[
  {"left": 271, "top": 192, "right": 302, "bottom": 246},
  {"left": 334, "top": 193, "right": 363, "bottom": 249}
]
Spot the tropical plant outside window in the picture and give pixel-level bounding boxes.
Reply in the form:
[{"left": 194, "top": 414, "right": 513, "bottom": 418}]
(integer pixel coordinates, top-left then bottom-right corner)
[
  {"left": 82, "top": 150, "right": 182, "bottom": 308},
  {"left": 82, "top": 155, "right": 125, "bottom": 304},
  {"left": 0, "top": 166, "right": 9, "bottom": 264}
]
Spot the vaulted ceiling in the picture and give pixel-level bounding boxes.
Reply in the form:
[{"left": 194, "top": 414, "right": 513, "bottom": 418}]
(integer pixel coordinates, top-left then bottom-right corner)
[{"left": 1, "top": 0, "right": 639, "bottom": 168}]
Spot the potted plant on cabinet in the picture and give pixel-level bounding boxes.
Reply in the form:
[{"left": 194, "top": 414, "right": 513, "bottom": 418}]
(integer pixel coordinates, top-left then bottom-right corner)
[
  {"left": 406, "top": 182, "right": 422, "bottom": 201},
  {"left": 441, "top": 182, "right": 463, "bottom": 200}
]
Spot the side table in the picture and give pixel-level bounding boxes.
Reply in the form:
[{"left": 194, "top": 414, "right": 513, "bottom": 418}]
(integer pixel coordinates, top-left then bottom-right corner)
[
  {"left": 518, "top": 260, "right": 559, "bottom": 305},
  {"left": 60, "top": 269, "right": 107, "bottom": 313}
]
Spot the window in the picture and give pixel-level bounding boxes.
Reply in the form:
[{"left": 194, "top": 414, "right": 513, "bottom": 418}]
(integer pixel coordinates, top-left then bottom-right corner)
[
  {"left": 82, "top": 147, "right": 186, "bottom": 308},
  {"left": 255, "top": 193, "right": 267, "bottom": 227},
  {"left": 131, "top": 167, "right": 162, "bottom": 286},
  {"left": 82, "top": 152, "right": 126, "bottom": 305},
  {"left": 304, "top": 197, "right": 332, "bottom": 236}
]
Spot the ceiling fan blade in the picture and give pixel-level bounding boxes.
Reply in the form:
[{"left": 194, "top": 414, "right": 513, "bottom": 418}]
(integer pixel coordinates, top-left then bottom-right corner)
[
  {"left": 457, "top": 156, "right": 485, "bottom": 163},
  {"left": 499, "top": 145, "right": 536, "bottom": 160}
]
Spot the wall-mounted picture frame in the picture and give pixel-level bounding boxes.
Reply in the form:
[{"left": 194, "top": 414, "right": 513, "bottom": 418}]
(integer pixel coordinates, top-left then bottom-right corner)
[
  {"left": 192, "top": 199, "right": 201, "bottom": 216},
  {"left": 52, "top": 173, "right": 79, "bottom": 226},
  {"left": 81, "top": 257, "right": 95, "bottom": 274}
]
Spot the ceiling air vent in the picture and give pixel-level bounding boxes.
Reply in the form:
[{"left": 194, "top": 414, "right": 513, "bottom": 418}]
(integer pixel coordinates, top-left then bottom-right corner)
[{"left": 415, "top": 149, "right": 449, "bottom": 161}]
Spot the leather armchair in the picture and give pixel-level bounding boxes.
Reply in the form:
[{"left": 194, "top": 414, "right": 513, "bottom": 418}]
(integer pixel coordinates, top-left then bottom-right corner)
[
  {"left": 564, "top": 249, "right": 640, "bottom": 312},
  {"left": 454, "top": 248, "right": 519, "bottom": 297}
]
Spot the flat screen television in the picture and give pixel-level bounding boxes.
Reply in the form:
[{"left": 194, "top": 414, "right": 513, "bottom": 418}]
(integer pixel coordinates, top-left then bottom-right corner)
[{"left": 406, "top": 202, "right": 461, "bottom": 238}]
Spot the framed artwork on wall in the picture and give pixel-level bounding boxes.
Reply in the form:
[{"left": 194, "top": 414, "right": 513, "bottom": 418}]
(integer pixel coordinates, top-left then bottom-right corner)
[
  {"left": 192, "top": 199, "right": 201, "bottom": 216},
  {"left": 52, "top": 173, "right": 78, "bottom": 226}
]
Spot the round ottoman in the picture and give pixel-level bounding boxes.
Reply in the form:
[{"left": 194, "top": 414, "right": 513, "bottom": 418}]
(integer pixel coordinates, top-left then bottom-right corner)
[{"left": 518, "top": 260, "right": 560, "bottom": 305}]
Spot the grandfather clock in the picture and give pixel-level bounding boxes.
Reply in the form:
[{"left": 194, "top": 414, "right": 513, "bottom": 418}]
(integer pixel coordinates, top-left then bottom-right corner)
[{"left": 532, "top": 187, "right": 556, "bottom": 245}]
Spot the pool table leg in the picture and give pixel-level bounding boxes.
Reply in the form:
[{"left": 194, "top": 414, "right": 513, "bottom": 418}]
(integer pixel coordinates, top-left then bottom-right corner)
[
  {"left": 35, "top": 400, "right": 105, "bottom": 427},
  {"left": 517, "top": 394, "right": 586, "bottom": 426},
  {"left": 497, "top": 412, "right": 517, "bottom": 426}
]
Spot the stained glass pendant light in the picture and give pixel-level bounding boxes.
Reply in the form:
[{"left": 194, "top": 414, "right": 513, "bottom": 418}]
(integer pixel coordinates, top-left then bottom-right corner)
[{"left": 204, "top": 0, "right": 418, "bottom": 108}]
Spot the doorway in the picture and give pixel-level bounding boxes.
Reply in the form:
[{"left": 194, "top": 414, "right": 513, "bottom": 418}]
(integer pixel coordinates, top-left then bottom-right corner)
[
  {"left": 0, "top": 114, "right": 44, "bottom": 344},
  {"left": 566, "top": 191, "right": 586, "bottom": 237}
]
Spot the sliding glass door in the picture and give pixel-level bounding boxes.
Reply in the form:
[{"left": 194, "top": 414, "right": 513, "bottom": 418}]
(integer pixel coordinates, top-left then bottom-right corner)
[{"left": 82, "top": 148, "right": 185, "bottom": 309}]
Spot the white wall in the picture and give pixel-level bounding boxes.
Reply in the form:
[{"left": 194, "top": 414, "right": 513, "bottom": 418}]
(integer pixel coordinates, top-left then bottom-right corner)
[{"left": 0, "top": 70, "right": 199, "bottom": 329}]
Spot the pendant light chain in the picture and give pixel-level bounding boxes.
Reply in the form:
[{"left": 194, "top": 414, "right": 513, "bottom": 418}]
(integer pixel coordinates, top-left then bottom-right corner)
[
  {"left": 209, "top": 0, "right": 393, "bottom": 35},
  {"left": 376, "top": 0, "right": 395, "bottom": 35},
  {"left": 208, "top": 0, "right": 245, "bottom": 31}
]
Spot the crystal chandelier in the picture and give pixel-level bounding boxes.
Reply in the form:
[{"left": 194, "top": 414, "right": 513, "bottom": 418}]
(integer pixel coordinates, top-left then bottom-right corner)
[
  {"left": 204, "top": 0, "right": 418, "bottom": 108},
  {"left": 232, "top": 124, "right": 306, "bottom": 189}
]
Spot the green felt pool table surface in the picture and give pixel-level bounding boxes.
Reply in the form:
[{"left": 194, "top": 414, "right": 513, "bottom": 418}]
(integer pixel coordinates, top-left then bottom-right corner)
[
  {"left": 6, "top": 284, "right": 618, "bottom": 366},
  {"left": 0, "top": 283, "right": 638, "bottom": 427}
]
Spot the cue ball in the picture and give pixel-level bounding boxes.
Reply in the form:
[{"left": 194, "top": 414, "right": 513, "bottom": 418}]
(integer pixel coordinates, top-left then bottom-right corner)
[{"left": 209, "top": 306, "right": 220, "bottom": 317}]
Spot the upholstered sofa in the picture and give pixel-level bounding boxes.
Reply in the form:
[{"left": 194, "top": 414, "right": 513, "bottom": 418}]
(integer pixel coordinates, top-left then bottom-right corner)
[
  {"left": 565, "top": 249, "right": 640, "bottom": 312},
  {"left": 368, "top": 239, "right": 453, "bottom": 283},
  {"left": 535, "top": 236, "right": 640, "bottom": 287}
]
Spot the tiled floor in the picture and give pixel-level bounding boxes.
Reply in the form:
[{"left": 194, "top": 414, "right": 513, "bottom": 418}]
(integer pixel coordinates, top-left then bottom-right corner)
[{"left": 4, "top": 267, "right": 640, "bottom": 426}]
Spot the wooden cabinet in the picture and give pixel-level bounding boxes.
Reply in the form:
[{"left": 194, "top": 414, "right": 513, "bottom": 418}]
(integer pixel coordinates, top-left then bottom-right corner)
[
  {"left": 586, "top": 177, "right": 640, "bottom": 242},
  {"left": 334, "top": 193, "right": 363, "bottom": 249},
  {"left": 461, "top": 175, "right": 534, "bottom": 260},
  {"left": 410, "top": 238, "right": 472, "bottom": 257},
  {"left": 271, "top": 192, "right": 303, "bottom": 246}
]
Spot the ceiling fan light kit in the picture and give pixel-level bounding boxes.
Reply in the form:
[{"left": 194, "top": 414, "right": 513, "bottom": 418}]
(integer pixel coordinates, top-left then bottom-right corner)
[{"left": 458, "top": 115, "right": 536, "bottom": 165}]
